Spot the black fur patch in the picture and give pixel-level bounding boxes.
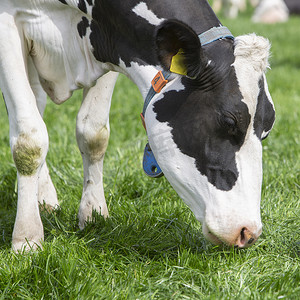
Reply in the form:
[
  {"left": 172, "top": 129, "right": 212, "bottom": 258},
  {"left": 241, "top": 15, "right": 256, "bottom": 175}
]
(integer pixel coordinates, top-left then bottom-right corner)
[
  {"left": 89, "top": 1, "right": 158, "bottom": 67},
  {"left": 254, "top": 77, "right": 275, "bottom": 140},
  {"left": 78, "top": 0, "right": 87, "bottom": 14},
  {"left": 77, "top": 17, "right": 89, "bottom": 38}
]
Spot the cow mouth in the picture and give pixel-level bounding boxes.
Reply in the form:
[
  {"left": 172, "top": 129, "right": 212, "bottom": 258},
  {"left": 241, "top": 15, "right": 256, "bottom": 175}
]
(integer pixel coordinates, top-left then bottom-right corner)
[
  {"left": 206, "top": 231, "right": 224, "bottom": 245},
  {"left": 202, "top": 223, "right": 223, "bottom": 245}
]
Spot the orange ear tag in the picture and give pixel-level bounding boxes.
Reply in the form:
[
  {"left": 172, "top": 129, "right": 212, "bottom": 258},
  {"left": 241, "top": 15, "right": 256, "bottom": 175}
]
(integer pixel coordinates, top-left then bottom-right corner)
[{"left": 151, "top": 71, "right": 168, "bottom": 93}]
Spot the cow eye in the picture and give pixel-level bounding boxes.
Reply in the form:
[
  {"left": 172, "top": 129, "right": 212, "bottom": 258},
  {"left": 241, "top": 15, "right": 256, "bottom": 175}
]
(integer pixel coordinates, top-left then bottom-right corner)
[
  {"left": 223, "top": 116, "right": 236, "bottom": 128},
  {"left": 220, "top": 114, "right": 238, "bottom": 135}
]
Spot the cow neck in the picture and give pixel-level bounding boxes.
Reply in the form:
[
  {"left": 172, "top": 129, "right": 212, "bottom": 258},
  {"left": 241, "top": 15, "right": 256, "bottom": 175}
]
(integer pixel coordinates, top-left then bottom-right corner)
[{"left": 141, "top": 26, "right": 234, "bottom": 119}]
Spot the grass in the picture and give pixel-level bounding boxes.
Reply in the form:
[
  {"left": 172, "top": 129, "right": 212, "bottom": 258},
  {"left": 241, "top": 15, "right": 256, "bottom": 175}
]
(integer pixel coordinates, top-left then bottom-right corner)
[{"left": 0, "top": 6, "right": 299, "bottom": 300}]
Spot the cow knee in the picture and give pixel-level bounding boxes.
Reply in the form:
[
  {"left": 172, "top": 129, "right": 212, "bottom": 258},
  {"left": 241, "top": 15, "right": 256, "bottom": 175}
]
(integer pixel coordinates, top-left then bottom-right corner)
[
  {"left": 12, "top": 130, "right": 48, "bottom": 176},
  {"left": 86, "top": 125, "right": 109, "bottom": 161},
  {"left": 76, "top": 122, "right": 110, "bottom": 162}
]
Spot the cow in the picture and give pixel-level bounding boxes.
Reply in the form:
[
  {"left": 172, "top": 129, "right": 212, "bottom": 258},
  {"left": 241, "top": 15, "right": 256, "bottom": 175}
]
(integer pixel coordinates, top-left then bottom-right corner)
[
  {"left": 0, "top": 0, "right": 275, "bottom": 252},
  {"left": 253, "top": 0, "right": 300, "bottom": 23},
  {"left": 252, "top": 0, "right": 289, "bottom": 23}
]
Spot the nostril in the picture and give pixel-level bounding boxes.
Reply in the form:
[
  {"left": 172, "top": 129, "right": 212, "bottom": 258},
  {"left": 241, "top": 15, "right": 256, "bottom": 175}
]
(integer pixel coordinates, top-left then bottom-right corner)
[
  {"left": 240, "top": 227, "right": 246, "bottom": 245},
  {"left": 236, "top": 227, "right": 258, "bottom": 248},
  {"left": 248, "top": 237, "right": 255, "bottom": 244}
]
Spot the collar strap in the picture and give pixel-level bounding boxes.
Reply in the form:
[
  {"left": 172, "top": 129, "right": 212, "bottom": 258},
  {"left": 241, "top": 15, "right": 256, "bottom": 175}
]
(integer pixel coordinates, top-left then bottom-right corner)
[
  {"left": 141, "top": 70, "right": 171, "bottom": 122},
  {"left": 141, "top": 26, "right": 234, "bottom": 122},
  {"left": 199, "top": 26, "right": 234, "bottom": 46}
]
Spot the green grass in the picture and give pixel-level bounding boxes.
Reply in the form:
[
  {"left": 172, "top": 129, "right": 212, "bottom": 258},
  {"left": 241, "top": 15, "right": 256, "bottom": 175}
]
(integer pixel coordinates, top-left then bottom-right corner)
[{"left": 0, "top": 8, "right": 299, "bottom": 300}]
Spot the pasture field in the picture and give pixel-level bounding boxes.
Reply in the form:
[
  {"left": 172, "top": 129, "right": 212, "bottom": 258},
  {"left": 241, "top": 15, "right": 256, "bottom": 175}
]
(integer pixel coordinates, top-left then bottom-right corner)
[{"left": 0, "top": 7, "right": 299, "bottom": 300}]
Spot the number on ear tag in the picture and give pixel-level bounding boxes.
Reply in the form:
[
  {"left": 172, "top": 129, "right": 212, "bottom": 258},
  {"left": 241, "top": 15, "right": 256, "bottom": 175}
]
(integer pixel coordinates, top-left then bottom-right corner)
[
  {"left": 170, "top": 49, "right": 187, "bottom": 76},
  {"left": 143, "top": 143, "right": 164, "bottom": 178}
]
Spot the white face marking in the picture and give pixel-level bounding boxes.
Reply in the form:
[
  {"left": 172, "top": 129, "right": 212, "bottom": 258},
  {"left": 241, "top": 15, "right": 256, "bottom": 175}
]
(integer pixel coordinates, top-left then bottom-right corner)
[{"left": 132, "top": 2, "right": 165, "bottom": 26}]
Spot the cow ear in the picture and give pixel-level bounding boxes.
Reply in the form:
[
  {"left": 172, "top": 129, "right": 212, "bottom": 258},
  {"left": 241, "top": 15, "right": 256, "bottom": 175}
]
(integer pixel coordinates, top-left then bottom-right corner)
[{"left": 156, "top": 20, "right": 205, "bottom": 78}]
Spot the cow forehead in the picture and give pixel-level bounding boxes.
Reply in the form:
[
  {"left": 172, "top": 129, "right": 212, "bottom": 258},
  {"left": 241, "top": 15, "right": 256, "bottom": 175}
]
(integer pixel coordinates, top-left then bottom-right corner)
[
  {"left": 232, "top": 59, "right": 261, "bottom": 118},
  {"left": 232, "top": 34, "right": 271, "bottom": 116}
]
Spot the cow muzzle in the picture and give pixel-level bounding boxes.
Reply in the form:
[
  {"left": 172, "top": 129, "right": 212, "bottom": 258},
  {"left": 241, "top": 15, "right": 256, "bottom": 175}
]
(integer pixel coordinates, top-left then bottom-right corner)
[{"left": 202, "top": 222, "right": 262, "bottom": 248}]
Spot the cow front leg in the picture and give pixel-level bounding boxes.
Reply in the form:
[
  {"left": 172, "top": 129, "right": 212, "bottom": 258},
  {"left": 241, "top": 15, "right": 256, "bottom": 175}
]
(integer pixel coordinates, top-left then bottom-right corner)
[
  {"left": 9, "top": 100, "right": 48, "bottom": 252},
  {"left": 0, "top": 14, "right": 48, "bottom": 251},
  {"left": 7, "top": 108, "right": 47, "bottom": 252},
  {"left": 27, "top": 56, "right": 59, "bottom": 211},
  {"left": 76, "top": 72, "right": 118, "bottom": 229}
]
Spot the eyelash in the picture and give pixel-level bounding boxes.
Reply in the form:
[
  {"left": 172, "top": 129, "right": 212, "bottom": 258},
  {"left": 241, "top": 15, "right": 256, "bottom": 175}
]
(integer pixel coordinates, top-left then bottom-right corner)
[
  {"left": 223, "top": 116, "right": 236, "bottom": 128},
  {"left": 219, "top": 113, "right": 238, "bottom": 136}
]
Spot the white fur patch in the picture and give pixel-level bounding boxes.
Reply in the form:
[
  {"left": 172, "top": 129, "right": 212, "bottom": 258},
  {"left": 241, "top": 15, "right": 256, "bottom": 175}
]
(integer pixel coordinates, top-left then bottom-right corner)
[
  {"left": 234, "top": 34, "right": 270, "bottom": 73},
  {"left": 233, "top": 34, "right": 271, "bottom": 118},
  {"left": 207, "top": 60, "right": 212, "bottom": 67},
  {"left": 118, "top": 58, "right": 165, "bottom": 99},
  {"left": 132, "top": 2, "right": 165, "bottom": 26}
]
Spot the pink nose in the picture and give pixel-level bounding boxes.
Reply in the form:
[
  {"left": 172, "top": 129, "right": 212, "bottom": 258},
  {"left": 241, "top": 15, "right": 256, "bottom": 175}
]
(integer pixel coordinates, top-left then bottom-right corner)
[
  {"left": 235, "top": 227, "right": 260, "bottom": 248},
  {"left": 203, "top": 224, "right": 262, "bottom": 248}
]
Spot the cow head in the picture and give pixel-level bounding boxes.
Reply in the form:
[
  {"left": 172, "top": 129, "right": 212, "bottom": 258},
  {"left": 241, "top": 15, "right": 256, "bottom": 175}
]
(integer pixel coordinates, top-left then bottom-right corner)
[{"left": 144, "top": 21, "right": 275, "bottom": 248}]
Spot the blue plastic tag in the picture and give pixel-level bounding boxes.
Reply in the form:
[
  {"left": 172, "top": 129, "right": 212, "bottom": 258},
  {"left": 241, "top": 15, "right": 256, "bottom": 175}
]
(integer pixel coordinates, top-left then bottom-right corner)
[{"left": 142, "top": 143, "right": 164, "bottom": 178}]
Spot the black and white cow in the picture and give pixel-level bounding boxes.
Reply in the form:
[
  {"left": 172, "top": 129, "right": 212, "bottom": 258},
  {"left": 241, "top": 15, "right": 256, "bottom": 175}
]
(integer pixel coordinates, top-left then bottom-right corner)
[
  {"left": 0, "top": 0, "right": 275, "bottom": 251},
  {"left": 253, "top": 0, "right": 300, "bottom": 23},
  {"left": 252, "top": 0, "right": 289, "bottom": 23}
]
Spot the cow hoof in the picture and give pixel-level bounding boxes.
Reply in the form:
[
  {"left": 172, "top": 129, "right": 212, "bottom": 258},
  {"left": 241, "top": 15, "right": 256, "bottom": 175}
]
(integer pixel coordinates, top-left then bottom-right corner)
[
  {"left": 39, "top": 202, "right": 59, "bottom": 214},
  {"left": 78, "top": 208, "right": 109, "bottom": 230},
  {"left": 12, "top": 218, "right": 44, "bottom": 253},
  {"left": 12, "top": 238, "right": 43, "bottom": 253},
  {"left": 78, "top": 198, "right": 109, "bottom": 230}
]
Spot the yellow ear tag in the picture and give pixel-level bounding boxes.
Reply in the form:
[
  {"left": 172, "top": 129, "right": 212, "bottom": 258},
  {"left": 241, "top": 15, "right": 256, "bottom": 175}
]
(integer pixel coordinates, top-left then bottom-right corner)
[{"left": 170, "top": 49, "right": 187, "bottom": 76}]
